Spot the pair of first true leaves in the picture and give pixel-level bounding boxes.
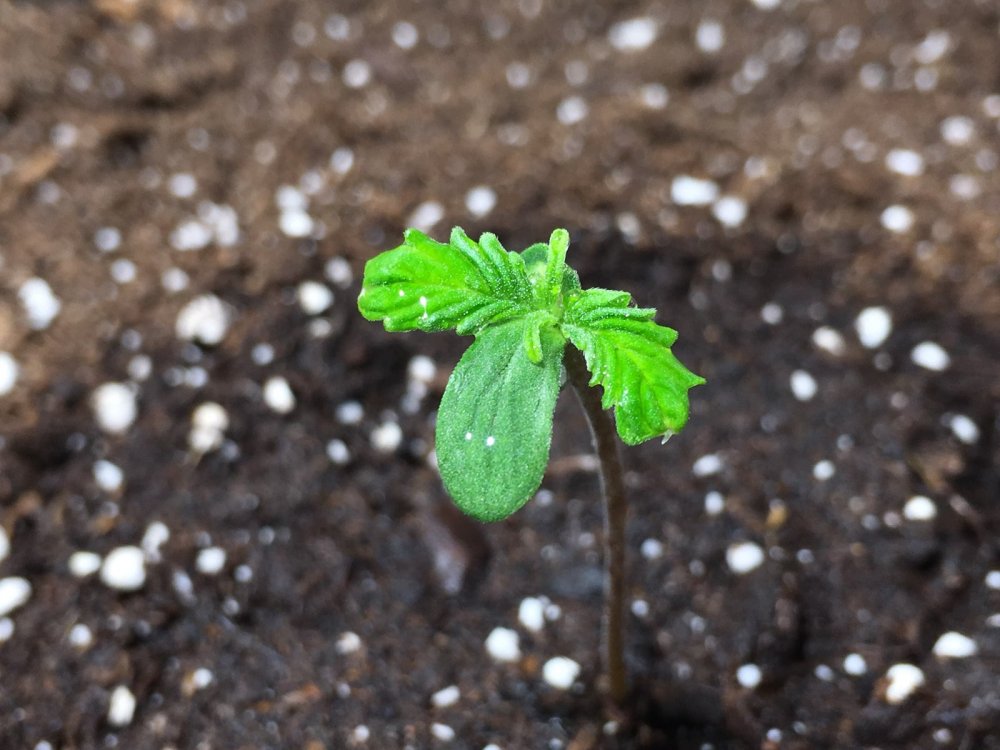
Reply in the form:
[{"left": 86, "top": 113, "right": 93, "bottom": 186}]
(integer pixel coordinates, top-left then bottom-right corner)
[{"left": 358, "top": 227, "right": 704, "bottom": 522}]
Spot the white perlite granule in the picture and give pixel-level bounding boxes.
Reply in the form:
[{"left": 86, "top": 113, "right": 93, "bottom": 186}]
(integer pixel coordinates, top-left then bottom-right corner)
[
  {"left": 176, "top": 294, "right": 231, "bottom": 346},
  {"left": 91, "top": 383, "right": 138, "bottom": 434},
  {"left": 263, "top": 376, "right": 296, "bottom": 414},
  {"left": 726, "top": 542, "right": 765, "bottom": 574},
  {"left": 0, "top": 577, "right": 32, "bottom": 617},
  {"left": 518, "top": 597, "right": 546, "bottom": 632},
  {"left": 0, "top": 352, "right": 19, "bottom": 396},
  {"left": 883, "top": 664, "right": 924, "bottom": 704},
  {"left": 736, "top": 663, "right": 762, "bottom": 689},
  {"left": 100, "top": 546, "right": 146, "bottom": 591},
  {"left": 932, "top": 631, "right": 977, "bottom": 659},
  {"left": 431, "top": 685, "right": 461, "bottom": 708},
  {"left": 542, "top": 656, "right": 581, "bottom": 689},
  {"left": 484, "top": 627, "right": 520, "bottom": 662},
  {"left": 107, "top": 685, "right": 136, "bottom": 727}
]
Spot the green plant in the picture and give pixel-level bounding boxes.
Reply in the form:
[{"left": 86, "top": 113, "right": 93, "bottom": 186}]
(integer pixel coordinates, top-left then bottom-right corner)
[{"left": 358, "top": 227, "right": 703, "bottom": 704}]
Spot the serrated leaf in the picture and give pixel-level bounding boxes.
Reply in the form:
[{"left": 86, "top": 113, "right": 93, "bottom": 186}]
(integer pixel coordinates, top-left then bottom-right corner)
[
  {"left": 562, "top": 289, "right": 704, "bottom": 444},
  {"left": 358, "top": 228, "right": 534, "bottom": 335},
  {"left": 436, "top": 317, "right": 565, "bottom": 522}
]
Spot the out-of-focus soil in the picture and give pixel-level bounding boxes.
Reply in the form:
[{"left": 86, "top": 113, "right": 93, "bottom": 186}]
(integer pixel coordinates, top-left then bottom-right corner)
[{"left": 1, "top": 1, "right": 999, "bottom": 748}]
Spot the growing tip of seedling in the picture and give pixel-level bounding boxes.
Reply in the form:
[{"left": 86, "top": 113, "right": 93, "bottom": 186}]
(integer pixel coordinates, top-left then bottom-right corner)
[
  {"left": 357, "top": 225, "right": 703, "bottom": 521},
  {"left": 543, "top": 228, "right": 570, "bottom": 304}
]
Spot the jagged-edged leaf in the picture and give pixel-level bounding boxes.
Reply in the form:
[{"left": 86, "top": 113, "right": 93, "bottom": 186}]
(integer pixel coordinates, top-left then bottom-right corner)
[
  {"left": 562, "top": 288, "right": 704, "bottom": 444},
  {"left": 358, "top": 227, "right": 534, "bottom": 335},
  {"left": 436, "top": 317, "right": 565, "bottom": 522}
]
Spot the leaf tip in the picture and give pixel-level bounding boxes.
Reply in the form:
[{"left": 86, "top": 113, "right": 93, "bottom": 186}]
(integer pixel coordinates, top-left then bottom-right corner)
[
  {"left": 549, "top": 228, "right": 570, "bottom": 255},
  {"left": 402, "top": 226, "right": 426, "bottom": 244},
  {"left": 449, "top": 225, "right": 471, "bottom": 245}
]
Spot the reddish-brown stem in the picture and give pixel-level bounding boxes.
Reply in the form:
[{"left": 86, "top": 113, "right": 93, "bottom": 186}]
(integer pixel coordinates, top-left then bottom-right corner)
[{"left": 564, "top": 346, "right": 628, "bottom": 706}]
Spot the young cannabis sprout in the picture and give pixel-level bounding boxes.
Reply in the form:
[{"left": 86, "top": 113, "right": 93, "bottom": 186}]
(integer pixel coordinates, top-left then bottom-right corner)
[
  {"left": 359, "top": 226, "right": 702, "bottom": 706},
  {"left": 358, "top": 226, "right": 703, "bottom": 523}
]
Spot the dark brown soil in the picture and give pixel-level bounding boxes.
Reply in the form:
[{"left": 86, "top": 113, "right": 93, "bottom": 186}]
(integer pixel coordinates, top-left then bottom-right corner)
[{"left": 2, "top": 1, "right": 999, "bottom": 748}]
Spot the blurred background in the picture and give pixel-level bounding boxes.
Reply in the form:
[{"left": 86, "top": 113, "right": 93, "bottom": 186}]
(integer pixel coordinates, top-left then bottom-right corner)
[{"left": 1, "top": 1, "right": 998, "bottom": 748}]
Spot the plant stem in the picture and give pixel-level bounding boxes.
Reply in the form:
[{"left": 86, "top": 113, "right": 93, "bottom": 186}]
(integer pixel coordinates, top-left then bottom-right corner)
[{"left": 564, "top": 346, "right": 628, "bottom": 706}]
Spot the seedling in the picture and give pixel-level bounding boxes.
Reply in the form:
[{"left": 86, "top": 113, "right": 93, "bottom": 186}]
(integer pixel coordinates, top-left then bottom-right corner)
[{"left": 358, "top": 227, "right": 703, "bottom": 704}]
